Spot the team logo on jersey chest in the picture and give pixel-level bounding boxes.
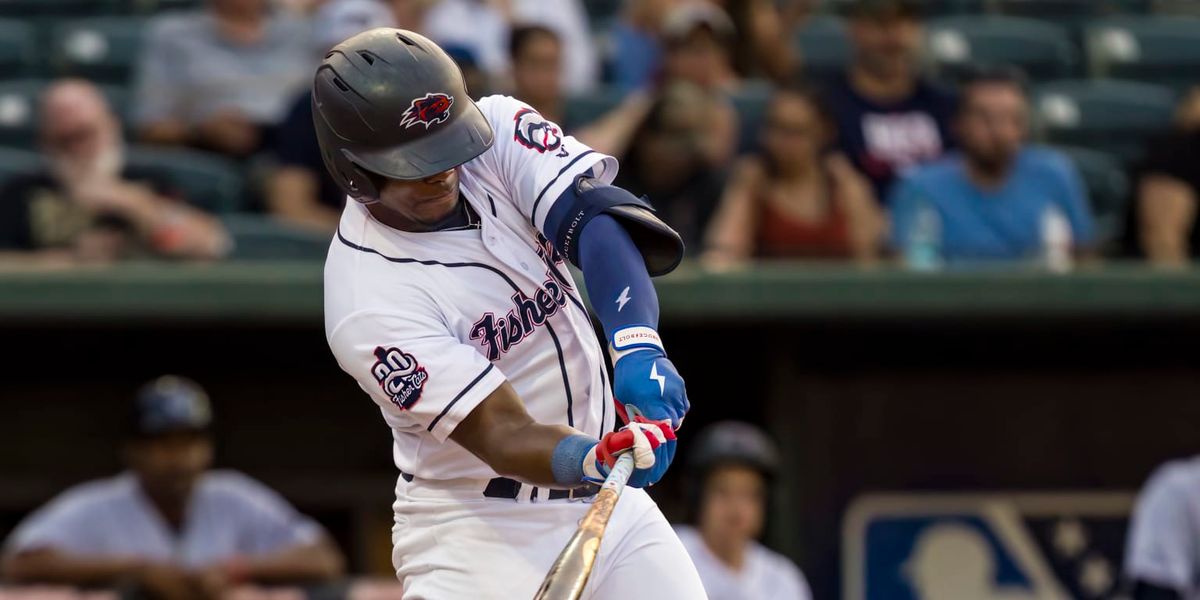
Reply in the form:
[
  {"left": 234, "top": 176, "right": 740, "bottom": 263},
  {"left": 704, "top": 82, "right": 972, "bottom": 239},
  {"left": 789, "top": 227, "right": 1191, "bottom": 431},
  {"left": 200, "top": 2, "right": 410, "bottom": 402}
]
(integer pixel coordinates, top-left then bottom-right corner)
[
  {"left": 371, "top": 346, "right": 428, "bottom": 410},
  {"left": 513, "top": 107, "right": 562, "bottom": 153},
  {"left": 470, "top": 235, "right": 573, "bottom": 361},
  {"left": 401, "top": 93, "right": 454, "bottom": 130},
  {"left": 470, "top": 279, "right": 569, "bottom": 361}
]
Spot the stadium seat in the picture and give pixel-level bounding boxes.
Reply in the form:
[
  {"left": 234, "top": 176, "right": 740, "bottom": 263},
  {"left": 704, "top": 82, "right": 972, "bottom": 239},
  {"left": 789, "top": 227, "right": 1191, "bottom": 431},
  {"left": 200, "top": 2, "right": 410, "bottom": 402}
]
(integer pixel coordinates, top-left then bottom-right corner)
[
  {"left": 0, "top": 80, "right": 46, "bottom": 148},
  {"left": 0, "top": 147, "right": 41, "bottom": 182},
  {"left": 1085, "top": 17, "right": 1200, "bottom": 91},
  {"left": 564, "top": 86, "right": 626, "bottom": 132},
  {"left": 1053, "top": 145, "right": 1130, "bottom": 246},
  {"left": 994, "top": 0, "right": 1155, "bottom": 19},
  {"left": 49, "top": 17, "right": 148, "bottom": 84},
  {"left": 0, "top": 20, "right": 37, "bottom": 79},
  {"left": 221, "top": 214, "right": 331, "bottom": 261},
  {"left": 125, "top": 0, "right": 203, "bottom": 13},
  {"left": 1033, "top": 79, "right": 1176, "bottom": 164},
  {"left": 730, "top": 81, "right": 773, "bottom": 155},
  {"left": 792, "top": 16, "right": 850, "bottom": 82},
  {"left": 0, "top": 0, "right": 121, "bottom": 17},
  {"left": 583, "top": 0, "right": 621, "bottom": 24},
  {"left": 125, "top": 147, "right": 245, "bottom": 213},
  {"left": 924, "top": 16, "right": 1078, "bottom": 82}
]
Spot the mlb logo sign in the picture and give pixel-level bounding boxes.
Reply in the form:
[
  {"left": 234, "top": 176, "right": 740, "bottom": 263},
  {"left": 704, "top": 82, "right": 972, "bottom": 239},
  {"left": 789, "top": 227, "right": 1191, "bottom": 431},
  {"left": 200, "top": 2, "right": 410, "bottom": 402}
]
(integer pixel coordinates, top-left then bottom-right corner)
[{"left": 842, "top": 493, "right": 1134, "bottom": 600}]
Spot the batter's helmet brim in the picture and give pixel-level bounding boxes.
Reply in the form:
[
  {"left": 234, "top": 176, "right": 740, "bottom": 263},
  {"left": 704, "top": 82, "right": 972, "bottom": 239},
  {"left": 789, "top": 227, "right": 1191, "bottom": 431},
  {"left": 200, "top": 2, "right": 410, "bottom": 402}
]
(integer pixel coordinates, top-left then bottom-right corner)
[{"left": 345, "top": 100, "right": 494, "bottom": 181}]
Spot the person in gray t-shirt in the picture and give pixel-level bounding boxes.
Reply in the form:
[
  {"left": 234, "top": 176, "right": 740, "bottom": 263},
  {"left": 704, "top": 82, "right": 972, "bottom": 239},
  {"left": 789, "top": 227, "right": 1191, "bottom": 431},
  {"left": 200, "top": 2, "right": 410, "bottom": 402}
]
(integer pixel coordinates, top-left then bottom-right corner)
[
  {"left": 1, "top": 376, "right": 344, "bottom": 599},
  {"left": 1125, "top": 456, "right": 1200, "bottom": 600},
  {"left": 133, "top": 0, "right": 311, "bottom": 157}
]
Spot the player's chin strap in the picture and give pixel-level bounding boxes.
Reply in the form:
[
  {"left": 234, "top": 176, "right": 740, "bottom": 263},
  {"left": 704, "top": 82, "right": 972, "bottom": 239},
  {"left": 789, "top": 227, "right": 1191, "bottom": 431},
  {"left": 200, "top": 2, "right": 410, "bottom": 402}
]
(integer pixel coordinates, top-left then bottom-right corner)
[{"left": 544, "top": 175, "right": 685, "bottom": 277}]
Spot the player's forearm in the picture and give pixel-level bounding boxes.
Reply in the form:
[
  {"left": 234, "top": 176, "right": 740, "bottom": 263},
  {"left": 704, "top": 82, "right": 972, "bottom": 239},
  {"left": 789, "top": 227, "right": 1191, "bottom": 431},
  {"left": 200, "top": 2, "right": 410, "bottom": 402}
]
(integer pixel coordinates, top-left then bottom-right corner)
[
  {"left": 489, "top": 422, "right": 583, "bottom": 486},
  {"left": 451, "top": 382, "right": 589, "bottom": 487},
  {"left": 578, "top": 214, "right": 660, "bottom": 345},
  {"left": 2, "top": 549, "right": 144, "bottom": 586}
]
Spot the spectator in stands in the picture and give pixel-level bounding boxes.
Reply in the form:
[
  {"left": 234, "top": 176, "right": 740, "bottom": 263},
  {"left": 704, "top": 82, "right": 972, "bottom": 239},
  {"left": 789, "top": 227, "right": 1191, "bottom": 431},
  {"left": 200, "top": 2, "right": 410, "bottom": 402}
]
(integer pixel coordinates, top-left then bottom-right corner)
[
  {"left": 709, "top": 0, "right": 798, "bottom": 82},
  {"left": 610, "top": 0, "right": 678, "bottom": 92},
  {"left": 268, "top": 0, "right": 396, "bottom": 232},
  {"left": 661, "top": 3, "right": 741, "bottom": 94},
  {"left": 889, "top": 67, "right": 1094, "bottom": 263},
  {"left": 133, "top": 0, "right": 312, "bottom": 157},
  {"left": 1, "top": 376, "right": 344, "bottom": 599},
  {"left": 0, "top": 81, "right": 229, "bottom": 262},
  {"left": 386, "top": 0, "right": 435, "bottom": 30},
  {"left": 675, "top": 422, "right": 812, "bottom": 600},
  {"left": 703, "top": 84, "right": 884, "bottom": 267},
  {"left": 509, "top": 25, "right": 565, "bottom": 125},
  {"left": 603, "top": 82, "right": 734, "bottom": 251},
  {"left": 1136, "top": 86, "right": 1200, "bottom": 266},
  {"left": 823, "top": 0, "right": 956, "bottom": 200},
  {"left": 422, "top": 0, "right": 597, "bottom": 95}
]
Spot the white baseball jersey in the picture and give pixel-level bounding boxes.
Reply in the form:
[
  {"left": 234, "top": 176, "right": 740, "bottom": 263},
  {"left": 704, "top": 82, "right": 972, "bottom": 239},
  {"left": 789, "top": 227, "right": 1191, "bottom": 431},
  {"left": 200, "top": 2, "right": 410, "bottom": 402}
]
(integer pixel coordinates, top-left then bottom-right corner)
[
  {"left": 675, "top": 526, "right": 812, "bottom": 600},
  {"left": 325, "top": 94, "right": 619, "bottom": 482},
  {"left": 4, "top": 471, "right": 323, "bottom": 567},
  {"left": 1125, "top": 456, "right": 1200, "bottom": 599}
]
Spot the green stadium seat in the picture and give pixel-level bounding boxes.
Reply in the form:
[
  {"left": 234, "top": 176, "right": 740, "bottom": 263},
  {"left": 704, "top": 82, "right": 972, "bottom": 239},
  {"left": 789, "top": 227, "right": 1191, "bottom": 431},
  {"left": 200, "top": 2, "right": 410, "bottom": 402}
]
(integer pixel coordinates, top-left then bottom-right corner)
[
  {"left": 50, "top": 17, "right": 148, "bottom": 84},
  {"left": 583, "top": 0, "right": 621, "bottom": 24},
  {"left": 730, "top": 81, "right": 772, "bottom": 154},
  {"left": 793, "top": 16, "right": 850, "bottom": 82},
  {"left": 125, "top": 147, "right": 245, "bottom": 213},
  {"left": 1085, "top": 17, "right": 1200, "bottom": 91},
  {"left": 0, "top": 147, "right": 41, "bottom": 181},
  {"left": 1033, "top": 79, "right": 1176, "bottom": 164},
  {"left": 0, "top": 20, "right": 37, "bottom": 78},
  {"left": 564, "top": 86, "right": 626, "bottom": 132},
  {"left": 0, "top": 80, "right": 46, "bottom": 148},
  {"left": 125, "top": 0, "right": 202, "bottom": 13},
  {"left": 0, "top": 0, "right": 122, "bottom": 17},
  {"left": 221, "top": 214, "right": 331, "bottom": 261},
  {"left": 1053, "top": 145, "right": 1130, "bottom": 246},
  {"left": 925, "top": 16, "right": 1078, "bottom": 82}
]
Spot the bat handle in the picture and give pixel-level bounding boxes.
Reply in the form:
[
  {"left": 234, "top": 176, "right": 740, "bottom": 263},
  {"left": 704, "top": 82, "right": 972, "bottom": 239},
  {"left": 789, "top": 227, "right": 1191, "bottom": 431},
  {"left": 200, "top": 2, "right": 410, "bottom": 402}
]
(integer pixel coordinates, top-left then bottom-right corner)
[{"left": 603, "top": 452, "right": 637, "bottom": 493}]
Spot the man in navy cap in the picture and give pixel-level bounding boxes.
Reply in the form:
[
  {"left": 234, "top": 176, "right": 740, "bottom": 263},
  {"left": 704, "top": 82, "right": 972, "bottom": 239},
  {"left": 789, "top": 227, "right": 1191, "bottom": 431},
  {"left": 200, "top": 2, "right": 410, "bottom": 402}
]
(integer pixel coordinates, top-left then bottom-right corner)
[{"left": 2, "top": 376, "right": 344, "bottom": 599}]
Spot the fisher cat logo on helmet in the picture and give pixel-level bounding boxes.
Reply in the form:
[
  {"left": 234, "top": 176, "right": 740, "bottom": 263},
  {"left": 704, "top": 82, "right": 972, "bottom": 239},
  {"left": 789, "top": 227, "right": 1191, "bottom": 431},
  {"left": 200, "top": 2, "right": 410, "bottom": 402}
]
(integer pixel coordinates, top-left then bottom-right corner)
[{"left": 400, "top": 92, "right": 455, "bottom": 129}]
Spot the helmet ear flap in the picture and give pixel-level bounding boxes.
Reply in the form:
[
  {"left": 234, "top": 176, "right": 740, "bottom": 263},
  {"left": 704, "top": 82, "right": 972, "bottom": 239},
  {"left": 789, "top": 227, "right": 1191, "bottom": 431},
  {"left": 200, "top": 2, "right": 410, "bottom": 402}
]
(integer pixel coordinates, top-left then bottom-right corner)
[
  {"left": 345, "top": 162, "right": 383, "bottom": 203},
  {"left": 324, "top": 147, "right": 383, "bottom": 203}
]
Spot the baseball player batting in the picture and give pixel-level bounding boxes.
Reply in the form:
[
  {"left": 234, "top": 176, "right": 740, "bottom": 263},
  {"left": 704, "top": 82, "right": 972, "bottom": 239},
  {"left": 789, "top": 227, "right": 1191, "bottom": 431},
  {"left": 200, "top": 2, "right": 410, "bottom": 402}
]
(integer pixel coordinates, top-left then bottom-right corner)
[{"left": 317, "top": 29, "right": 707, "bottom": 599}]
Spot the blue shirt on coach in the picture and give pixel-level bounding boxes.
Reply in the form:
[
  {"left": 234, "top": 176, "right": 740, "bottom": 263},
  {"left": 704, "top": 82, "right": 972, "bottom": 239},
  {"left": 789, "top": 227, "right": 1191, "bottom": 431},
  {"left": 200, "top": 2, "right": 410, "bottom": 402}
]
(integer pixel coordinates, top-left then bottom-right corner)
[{"left": 888, "top": 147, "right": 1096, "bottom": 262}]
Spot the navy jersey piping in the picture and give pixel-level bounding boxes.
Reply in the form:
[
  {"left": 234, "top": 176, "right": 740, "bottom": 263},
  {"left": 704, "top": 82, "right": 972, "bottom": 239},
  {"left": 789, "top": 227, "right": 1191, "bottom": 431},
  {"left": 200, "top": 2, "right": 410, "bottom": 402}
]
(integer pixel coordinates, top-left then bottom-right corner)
[
  {"left": 528, "top": 150, "right": 596, "bottom": 229},
  {"left": 428, "top": 363, "right": 496, "bottom": 432},
  {"left": 335, "top": 228, "right": 577, "bottom": 428}
]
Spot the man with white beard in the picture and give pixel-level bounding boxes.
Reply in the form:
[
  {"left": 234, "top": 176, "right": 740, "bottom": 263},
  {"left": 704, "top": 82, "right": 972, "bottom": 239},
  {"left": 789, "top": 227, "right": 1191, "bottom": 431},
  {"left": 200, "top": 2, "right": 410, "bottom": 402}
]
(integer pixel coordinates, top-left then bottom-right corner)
[{"left": 0, "top": 80, "right": 229, "bottom": 262}]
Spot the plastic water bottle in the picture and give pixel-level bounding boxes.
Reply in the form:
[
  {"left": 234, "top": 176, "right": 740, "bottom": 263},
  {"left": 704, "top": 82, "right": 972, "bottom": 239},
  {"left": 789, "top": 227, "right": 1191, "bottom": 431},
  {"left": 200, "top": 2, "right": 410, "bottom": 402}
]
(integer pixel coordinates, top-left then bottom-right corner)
[
  {"left": 905, "top": 200, "right": 943, "bottom": 272},
  {"left": 1040, "top": 203, "right": 1073, "bottom": 273}
]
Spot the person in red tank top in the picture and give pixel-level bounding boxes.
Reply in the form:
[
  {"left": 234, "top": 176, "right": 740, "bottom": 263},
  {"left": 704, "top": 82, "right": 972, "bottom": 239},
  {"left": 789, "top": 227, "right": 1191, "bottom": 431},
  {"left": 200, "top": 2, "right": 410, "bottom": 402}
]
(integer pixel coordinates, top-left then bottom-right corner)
[{"left": 702, "top": 84, "right": 884, "bottom": 266}]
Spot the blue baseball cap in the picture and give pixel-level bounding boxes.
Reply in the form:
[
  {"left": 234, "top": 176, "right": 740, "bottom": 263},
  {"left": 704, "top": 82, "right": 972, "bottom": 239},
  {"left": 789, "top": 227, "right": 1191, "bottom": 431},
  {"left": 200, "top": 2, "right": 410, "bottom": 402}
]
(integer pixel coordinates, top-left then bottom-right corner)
[{"left": 132, "top": 375, "right": 212, "bottom": 437}]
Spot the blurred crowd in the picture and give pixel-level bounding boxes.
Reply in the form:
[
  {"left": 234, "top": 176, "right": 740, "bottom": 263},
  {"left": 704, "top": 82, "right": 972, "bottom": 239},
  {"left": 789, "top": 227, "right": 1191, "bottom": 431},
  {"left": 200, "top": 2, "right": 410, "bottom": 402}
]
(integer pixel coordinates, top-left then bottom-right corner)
[{"left": 1, "top": 0, "right": 1199, "bottom": 268}]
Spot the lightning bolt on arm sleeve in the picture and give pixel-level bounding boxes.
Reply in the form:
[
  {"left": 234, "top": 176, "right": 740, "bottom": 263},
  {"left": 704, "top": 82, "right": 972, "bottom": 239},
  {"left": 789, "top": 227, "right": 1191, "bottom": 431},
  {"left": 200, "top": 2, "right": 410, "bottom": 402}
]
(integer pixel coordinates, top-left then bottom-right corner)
[{"left": 578, "top": 214, "right": 660, "bottom": 343}]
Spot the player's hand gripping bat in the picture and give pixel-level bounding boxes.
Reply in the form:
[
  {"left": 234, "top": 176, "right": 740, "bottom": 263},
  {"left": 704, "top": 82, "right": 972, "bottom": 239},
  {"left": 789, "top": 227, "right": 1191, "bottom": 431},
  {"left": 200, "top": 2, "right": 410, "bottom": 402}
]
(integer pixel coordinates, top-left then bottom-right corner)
[{"left": 532, "top": 452, "right": 637, "bottom": 600}]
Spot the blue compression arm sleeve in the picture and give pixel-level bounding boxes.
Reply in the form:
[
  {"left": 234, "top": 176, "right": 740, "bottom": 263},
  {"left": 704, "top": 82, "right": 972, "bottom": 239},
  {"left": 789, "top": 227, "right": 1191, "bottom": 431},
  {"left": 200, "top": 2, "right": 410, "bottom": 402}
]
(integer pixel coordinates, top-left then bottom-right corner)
[{"left": 579, "top": 214, "right": 660, "bottom": 340}]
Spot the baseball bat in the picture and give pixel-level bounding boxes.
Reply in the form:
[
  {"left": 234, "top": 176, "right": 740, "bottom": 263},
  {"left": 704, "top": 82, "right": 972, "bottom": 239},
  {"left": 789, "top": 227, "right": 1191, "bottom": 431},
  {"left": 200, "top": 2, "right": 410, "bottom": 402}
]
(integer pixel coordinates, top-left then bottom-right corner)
[{"left": 532, "top": 452, "right": 637, "bottom": 600}]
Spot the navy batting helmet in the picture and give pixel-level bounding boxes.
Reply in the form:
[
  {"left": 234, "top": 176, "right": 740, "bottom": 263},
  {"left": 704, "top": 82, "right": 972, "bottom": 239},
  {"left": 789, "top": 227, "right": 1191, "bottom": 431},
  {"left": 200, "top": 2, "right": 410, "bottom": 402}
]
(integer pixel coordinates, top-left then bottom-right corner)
[
  {"left": 688, "top": 421, "right": 781, "bottom": 477},
  {"left": 312, "top": 28, "right": 495, "bottom": 201}
]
